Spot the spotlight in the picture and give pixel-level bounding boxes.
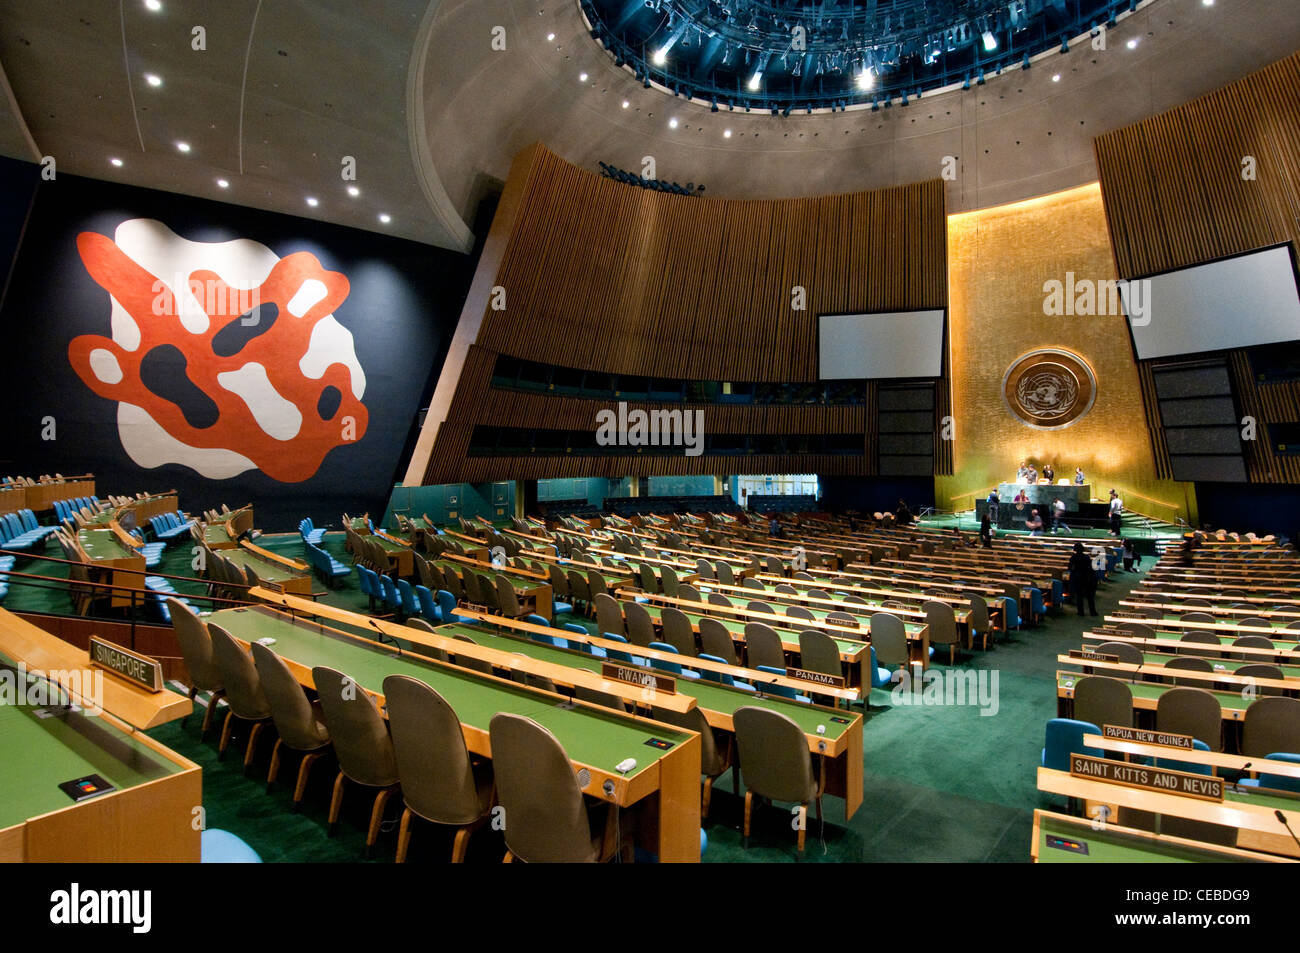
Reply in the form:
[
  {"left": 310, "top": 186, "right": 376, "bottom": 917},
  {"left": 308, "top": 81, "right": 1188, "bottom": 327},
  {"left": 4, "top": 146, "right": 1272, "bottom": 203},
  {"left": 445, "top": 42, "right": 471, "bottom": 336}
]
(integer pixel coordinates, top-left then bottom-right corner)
[
  {"left": 982, "top": 31, "right": 997, "bottom": 51},
  {"left": 579, "top": 72, "right": 588, "bottom": 82},
  {"left": 622, "top": 100, "right": 630, "bottom": 108},
  {"left": 748, "top": 71, "right": 762, "bottom": 91},
  {"left": 144, "top": 73, "right": 162, "bottom": 87},
  {"left": 109, "top": 157, "right": 123, "bottom": 167},
  {"left": 856, "top": 67, "right": 873, "bottom": 91},
  {"left": 1052, "top": 74, "right": 1060, "bottom": 82},
  {"left": 216, "top": 178, "right": 229, "bottom": 188},
  {"left": 723, "top": 128, "right": 732, "bottom": 138},
  {"left": 306, "top": 196, "right": 319, "bottom": 207},
  {"left": 668, "top": 117, "right": 678, "bottom": 128},
  {"left": 1126, "top": 38, "right": 1138, "bottom": 49},
  {"left": 378, "top": 213, "right": 391, "bottom": 224},
  {"left": 347, "top": 186, "right": 360, "bottom": 197},
  {"left": 144, "top": 0, "right": 161, "bottom": 10},
  {"left": 653, "top": 48, "right": 667, "bottom": 65},
  {"left": 175, "top": 141, "right": 191, "bottom": 153}
]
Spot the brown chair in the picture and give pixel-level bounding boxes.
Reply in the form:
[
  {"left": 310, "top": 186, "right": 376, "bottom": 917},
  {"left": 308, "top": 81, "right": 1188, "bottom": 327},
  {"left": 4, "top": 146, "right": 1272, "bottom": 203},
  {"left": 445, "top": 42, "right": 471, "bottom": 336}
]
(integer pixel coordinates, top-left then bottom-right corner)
[
  {"left": 660, "top": 565, "right": 680, "bottom": 597},
  {"left": 451, "top": 635, "right": 494, "bottom": 676},
  {"left": 733, "top": 706, "right": 824, "bottom": 853},
  {"left": 624, "top": 600, "right": 656, "bottom": 647},
  {"left": 1117, "top": 621, "right": 1156, "bottom": 640},
  {"left": 382, "top": 675, "right": 494, "bottom": 863},
  {"left": 1230, "top": 634, "right": 1275, "bottom": 660},
  {"left": 1156, "top": 686, "right": 1223, "bottom": 751},
  {"left": 1073, "top": 676, "right": 1132, "bottom": 730},
  {"left": 489, "top": 713, "right": 625, "bottom": 862},
  {"left": 707, "top": 592, "right": 733, "bottom": 608},
  {"left": 699, "top": 617, "right": 739, "bottom": 664},
  {"left": 251, "top": 641, "right": 331, "bottom": 808},
  {"left": 1179, "top": 631, "right": 1224, "bottom": 658},
  {"left": 742, "top": 577, "right": 765, "bottom": 592},
  {"left": 207, "top": 624, "right": 273, "bottom": 768},
  {"left": 1179, "top": 612, "right": 1217, "bottom": 624},
  {"left": 1241, "top": 696, "right": 1300, "bottom": 757},
  {"left": 593, "top": 593, "right": 625, "bottom": 640},
  {"left": 567, "top": 570, "right": 592, "bottom": 613},
  {"left": 312, "top": 666, "right": 401, "bottom": 857},
  {"left": 785, "top": 604, "right": 816, "bottom": 622},
  {"left": 638, "top": 563, "right": 659, "bottom": 594},
  {"left": 798, "top": 629, "right": 843, "bottom": 702},
  {"left": 677, "top": 585, "right": 701, "bottom": 602},
  {"left": 660, "top": 606, "right": 697, "bottom": 657},
  {"left": 744, "top": 622, "right": 786, "bottom": 671},
  {"left": 695, "top": 558, "right": 715, "bottom": 580},
  {"left": 1093, "top": 641, "right": 1143, "bottom": 665},
  {"left": 652, "top": 705, "right": 732, "bottom": 818},
  {"left": 495, "top": 574, "right": 525, "bottom": 618},
  {"left": 1163, "top": 655, "right": 1213, "bottom": 686},
  {"left": 168, "top": 599, "right": 225, "bottom": 737},
  {"left": 923, "top": 600, "right": 960, "bottom": 664},
  {"left": 747, "top": 600, "right": 776, "bottom": 615},
  {"left": 476, "top": 573, "right": 501, "bottom": 613},
  {"left": 404, "top": 618, "right": 450, "bottom": 662},
  {"left": 586, "top": 569, "right": 609, "bottom": 602},
  {"left": 1235, "top": 663, "right": 1286, "bottom": 697}
]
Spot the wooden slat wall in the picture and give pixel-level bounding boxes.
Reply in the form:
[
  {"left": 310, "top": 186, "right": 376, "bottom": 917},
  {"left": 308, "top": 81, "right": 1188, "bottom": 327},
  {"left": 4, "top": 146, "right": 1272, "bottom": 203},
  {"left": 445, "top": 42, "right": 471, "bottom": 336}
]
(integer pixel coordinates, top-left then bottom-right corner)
[
  {"left": 477, "top": 146, "right": 947, "bottom": 381},
  {"left": 420, "top": 145, "right": 949, "bottom": 484},
  {"left": 1094, "top": 52, "right": 1300, "bottom": 483}
]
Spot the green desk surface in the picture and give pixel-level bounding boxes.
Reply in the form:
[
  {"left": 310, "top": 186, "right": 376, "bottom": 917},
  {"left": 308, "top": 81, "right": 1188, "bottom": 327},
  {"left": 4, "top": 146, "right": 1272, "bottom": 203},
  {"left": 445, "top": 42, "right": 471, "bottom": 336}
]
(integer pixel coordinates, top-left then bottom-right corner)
[
  {"left": 0, "top": 663, "right": 180, "bottom": 831},
  {"left": 209, "top": 607, "right": 687, "bottom": 783},
  {"left": 635, "top": 604, "right": 869, "bottom": 658},
  {"left": 1057, "top": 672, "right": 1245, "bottom": 711},
  {"left": 1132, "top": 652, "right": 1300, "bottom": 678},
  {"left": 372, "top": 534, "right": 409, "bottom": 552},
  {"left": 1136, "top": 629, "right": 1300, "bottom": 650},
  {"left": 221, "top": 548, "right": 305, "bottom": 582},
  {"left": 440, "top": 623, "right": 851, "bottom": 742},
  {"left": 76, "top": 528, "right": 138, "bottom": 561},
  {"left": 1037, "top": 815, "right": 1245, "bottom": 863},
  {"left": 433, "top": 560, "right": 540, "bottom": 590},
  {"left": 1154, "top": 613, "right": 1300, "bottom": 630}
]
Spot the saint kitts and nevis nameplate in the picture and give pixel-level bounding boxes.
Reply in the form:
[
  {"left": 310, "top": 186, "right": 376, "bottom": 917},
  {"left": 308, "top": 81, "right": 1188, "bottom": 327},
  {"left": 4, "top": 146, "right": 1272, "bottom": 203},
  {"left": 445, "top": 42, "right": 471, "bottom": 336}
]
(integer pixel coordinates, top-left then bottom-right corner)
[
  {"left": 1069, "top": 753, "right": 1224, "bottom": 801},
  {"left": 88, "top": 636, "right": 163, "bottom": 692}
]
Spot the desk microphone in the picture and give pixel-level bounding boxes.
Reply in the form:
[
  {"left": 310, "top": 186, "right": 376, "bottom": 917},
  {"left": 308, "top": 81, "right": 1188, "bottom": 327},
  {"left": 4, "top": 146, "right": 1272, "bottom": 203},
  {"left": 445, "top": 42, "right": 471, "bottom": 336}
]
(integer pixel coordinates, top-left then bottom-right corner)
[
  {"left": 368, "top": 618, "right": 403, "bottom": 656},
  {"left": 1231, "top": 762, "right": 1253, "bottom": 796},
  {"left": 1275, "top": 810, "right": 1300, "bottom": 853}
]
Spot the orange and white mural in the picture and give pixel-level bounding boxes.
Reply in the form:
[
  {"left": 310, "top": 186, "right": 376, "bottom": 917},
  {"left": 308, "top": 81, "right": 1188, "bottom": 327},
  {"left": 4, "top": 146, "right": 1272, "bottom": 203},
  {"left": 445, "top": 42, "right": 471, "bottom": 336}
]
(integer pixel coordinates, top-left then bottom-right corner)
[{"left": 68, "top": 219, "right": 368, "bottom": 482}]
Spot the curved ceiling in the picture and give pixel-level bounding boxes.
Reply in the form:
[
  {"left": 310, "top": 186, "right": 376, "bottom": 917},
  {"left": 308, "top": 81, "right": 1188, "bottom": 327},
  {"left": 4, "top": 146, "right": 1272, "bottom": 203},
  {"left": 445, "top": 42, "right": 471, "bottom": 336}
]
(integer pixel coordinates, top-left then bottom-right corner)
[
  {"left": 420, "top": 0, "right": 1300, "bottom": 227},
  {"left": 0, "top": 0, "right": 471, "bottom": 251}
]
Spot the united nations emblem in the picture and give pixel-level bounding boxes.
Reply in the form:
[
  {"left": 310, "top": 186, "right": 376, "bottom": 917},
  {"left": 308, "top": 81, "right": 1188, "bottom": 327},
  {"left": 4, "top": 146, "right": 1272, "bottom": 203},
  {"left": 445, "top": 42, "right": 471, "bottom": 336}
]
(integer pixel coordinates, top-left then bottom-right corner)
[{"left": 1002, "top": 349, "right": 1096, "bottom": 430}]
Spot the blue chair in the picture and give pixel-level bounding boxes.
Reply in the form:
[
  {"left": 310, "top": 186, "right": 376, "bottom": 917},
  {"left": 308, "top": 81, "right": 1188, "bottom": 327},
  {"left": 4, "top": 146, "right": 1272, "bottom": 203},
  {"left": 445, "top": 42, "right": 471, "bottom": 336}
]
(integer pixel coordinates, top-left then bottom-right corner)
[
  {"left": 530, "top": 631, "right": 569, "bottom": 649},
  {"left": 435, "top": 589, "right": 465, "bottom": 624},
  {"left": 355, "top": 565, "right": 376, "bottom": 610},
  {"left": 647, "top": 641, "right": 700, "bottom": 679},
  {"left": 698, "top": 653, "right": 755, "bottom": 691},
  {"left": 601, "top": 631, "right": 635, "bottom": 664},
  {"left": 868, "top": 645, "right": 894, "bottom": 689},
  {"left": 1050, "top": 579, "right": 1064, "bottom": 611},
  {"left": 201, "top": 829, "right": 262, "bottom": 863},
  {"left": 1041, "top": 718, "right": 1104, "bottom": 772},
  {"left": 756, "top": 664, "right": 811, "bottom": 702},
  {"left": 1028, "top": 587, "right": 1047, "bottom": 624},
  {"left": 395, "top": 579, "right": 419, "bottom": 619},
  {"left": 380, "top": 575, "right": 401, "bottom": 614},
  {"left": 1237, "top": 752, "right": 1300, "bottom": 793},
  {"left": 415, "top": 584, "right": 440, "bottom": 621},
  {"left": 1154, "top": 738, "right": 1212, "bottom": 775},
  {"left": 523, "top": 613, "right": 549, "bottom": 627},
  {"left": 999, "top": 595, "right": 1021, "bottom": 631}
]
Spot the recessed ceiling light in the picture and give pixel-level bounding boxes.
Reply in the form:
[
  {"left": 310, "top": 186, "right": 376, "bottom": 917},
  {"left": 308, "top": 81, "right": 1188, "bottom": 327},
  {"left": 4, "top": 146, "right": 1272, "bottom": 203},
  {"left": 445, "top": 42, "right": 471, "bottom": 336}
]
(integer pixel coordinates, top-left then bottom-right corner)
[
  {"left": 144, "top": 0, "right": 162, "bottom": 11},
  {"left": 216, "top": 178, "right": 229, "bottom": 188},
  {"left": 174, "top": 141, "right": 190, "bottom": 153},
  {"left": 1052, "top": 74, "right": 1060, "bottom": 82},
  {"left": 306, "top": 196, "right": 318, "bottom": 207},
  {"left": 109, "top": 157, "right": 123, "bottom": 167},
  {"left": 1202, "top": 0, "right": 1214, "bottom": 5},
  {"left": 668, "top": 117, "right": 678, "bottom": 129},
  {"left": 347, "top": 186, "right": 360, "bottom": 197},
  {"left": 144, "top": 73, "right": 162, "bottom": 87},
  {"left": 547, "top": 32, "right": 555, "bottom": 42},
  {"left": 622, "top": 100, "right": 629, "bottom": 109},
  {"left": 379, "top": 213, "right": 391, "bottom": 224},
  {"left": 723, "top": 129, "right": 732, "bottom": 138},
  {"left": 1126, "top": 38, "right": 1138, "bottom": 49},
  {"left": 579, "top": 72, "right": 588, "bottom": 82}
]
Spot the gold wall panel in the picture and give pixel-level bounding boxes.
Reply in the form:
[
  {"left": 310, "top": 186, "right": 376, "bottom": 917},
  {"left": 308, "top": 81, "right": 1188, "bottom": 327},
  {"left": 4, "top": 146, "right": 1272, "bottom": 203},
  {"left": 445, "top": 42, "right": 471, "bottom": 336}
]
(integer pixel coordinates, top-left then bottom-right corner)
[{"left": 936, "top": 183, "right": 1195, "bottom": 524}]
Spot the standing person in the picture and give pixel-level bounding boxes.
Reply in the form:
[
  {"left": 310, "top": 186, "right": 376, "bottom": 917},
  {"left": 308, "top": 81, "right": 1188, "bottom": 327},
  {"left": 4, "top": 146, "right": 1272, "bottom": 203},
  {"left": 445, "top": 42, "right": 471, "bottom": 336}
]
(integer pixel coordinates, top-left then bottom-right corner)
[
  {"left": 1043, "top": 462, "right": 1055, "bottom": 484},
  {"left": 1068, "top": 542, "right": 1098, "bottom": 616},
  {"left": 1074, "top": 467, "right": 1086, "bottom": 485},
  {"left": 1108, "top": 489, "right": 1123, "bottom": 536},
  {"left": 769, "top": 514, "right": 781, "bottom": 538},
  {"left": 1026, "top": 463, "right": 1038, "bottom": 484},
  {"left": 895, "top": 499, "right": 913, "bottom": 526},
  {"left": 1052, "top": 497, "right": 1070, "bottom": 534},
  {"left": 1026, "top": 508, "right": 1045, "bottom": 536},
  {"left": 986, "top": 488, "right": 1000, "bottom": 525},
  {"left": 979, "top": 512, "right": 993, "bottom": 548},
  {"left": 1122, "top": 537, "right": 1138, "bottom": 572}
]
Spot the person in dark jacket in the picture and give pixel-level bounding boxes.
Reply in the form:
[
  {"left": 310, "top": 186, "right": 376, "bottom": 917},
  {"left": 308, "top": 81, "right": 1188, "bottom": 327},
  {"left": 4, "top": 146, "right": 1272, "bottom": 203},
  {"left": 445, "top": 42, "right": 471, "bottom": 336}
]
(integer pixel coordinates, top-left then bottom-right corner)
[
  {"left": 1068, "top": 542, "right": 1098, "bottom": 616},
  {"left": 979, "top": 513, "right": 993, "bottom": 548}
]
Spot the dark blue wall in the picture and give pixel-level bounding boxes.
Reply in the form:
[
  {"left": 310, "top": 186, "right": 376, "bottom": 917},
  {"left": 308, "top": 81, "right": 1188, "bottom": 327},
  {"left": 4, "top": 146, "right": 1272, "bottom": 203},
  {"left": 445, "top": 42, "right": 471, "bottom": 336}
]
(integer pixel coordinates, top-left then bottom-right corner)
[
  {"left": 1194, "top": 482, "right": 1300, "bottom": 539},
  {"left": 0, "top": 167, "right": 474, "bottom": 530},
  {"left": 818, "top": 476, "right": 935, "bottom": 515}
]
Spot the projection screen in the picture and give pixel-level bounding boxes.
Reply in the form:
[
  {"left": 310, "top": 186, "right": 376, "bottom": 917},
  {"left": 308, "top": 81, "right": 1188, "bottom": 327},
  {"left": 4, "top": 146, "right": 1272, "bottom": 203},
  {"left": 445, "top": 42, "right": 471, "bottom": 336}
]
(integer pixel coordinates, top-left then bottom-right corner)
[
  {"left": 1122, "top": 246, "right": 1300, "bottom": 361},
  {"left": 818, "top": 310, "right": 945, "bottom": 380}
]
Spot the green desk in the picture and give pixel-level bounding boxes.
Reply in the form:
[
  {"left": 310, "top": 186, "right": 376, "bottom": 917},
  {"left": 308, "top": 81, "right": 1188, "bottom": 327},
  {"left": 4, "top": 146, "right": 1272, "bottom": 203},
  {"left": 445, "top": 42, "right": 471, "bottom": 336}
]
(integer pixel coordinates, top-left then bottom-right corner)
[
  {"left": 210, "top": 605, "right": 702, "bottom": 860},
  {"left": 76, "top": 526, "right": 145, "bottom": 607},
  {"left": 221, "top": 546, "right": 313, "bottom": 595},
  {"left": 1031, "top": 810, "right": 1288, "bottom": 863},
  {"left": 0, "top": 660, "right": 200, "bottom": 861},
  {"left": 1056, "top": 671, "right": 1250, "bottom": 723}
]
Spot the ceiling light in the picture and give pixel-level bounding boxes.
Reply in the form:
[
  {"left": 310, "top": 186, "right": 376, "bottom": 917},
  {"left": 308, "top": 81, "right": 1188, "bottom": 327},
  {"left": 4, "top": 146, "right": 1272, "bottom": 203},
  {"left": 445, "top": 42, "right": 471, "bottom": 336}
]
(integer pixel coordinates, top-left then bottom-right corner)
[
  {"left": 306, "top": 197, "right": 318, "bottom": 207},
  {"left": 1202, "top": 0, "right": 1214, "bottom": 5},
  {"left": 857, "top": 67, "right": 874, "bottom": 91},
  {"left": 723, "top": 129, "right": 732, "bottom": 138},
  {"left": 1052, "top": 74, "right": 1060, "bottom": 82},
  {"left": 579, "top": 72, "right": 588, "bottom": 82},
  {"left": 747, "top": 71, "right": 762, "bottom": 91},
  {"left": 653, "top": 48, "right": 668, "bottom": 65},
  {"left": 668, "top": 117, "right": 678, "bottom": 129},
  {"left": 546, "top": 32, "right": 555, "bottom": 42},
  {"left": 144, "top": 0, "right": 162, "bottom": 11},
  {"left": 1127, "top": 38, "right": 1138, "bottom": 49},
  {"left": 144, "top": 73, "right": 162, "bottom": 87},
  {"left": 621, "top": 100, "right": 629, "bottom": 108},
  {"left": 109, "top": 157, "right": 123, "bottom": 167},
  {"left": 216, "top": 178, "right": 228, "bottom": 188},
  {"left": 174, "top": 141, "right": 190, "bottom": 153},
  {"left": 347, "top": 186, "right": 360, "bottom": 197},
  {"left": 982, "top": 31, "right": 997, "bottom": 51},
  {"left": 379, "top": 213, "right": 391, "bottom": 224}
]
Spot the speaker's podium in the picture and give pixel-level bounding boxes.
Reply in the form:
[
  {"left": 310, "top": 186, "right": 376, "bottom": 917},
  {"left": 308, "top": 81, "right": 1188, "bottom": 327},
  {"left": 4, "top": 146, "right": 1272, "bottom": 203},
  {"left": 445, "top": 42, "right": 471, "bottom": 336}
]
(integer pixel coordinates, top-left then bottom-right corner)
[{"left": 976, "top": 481, "right": 1094, "bottom": 529}]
